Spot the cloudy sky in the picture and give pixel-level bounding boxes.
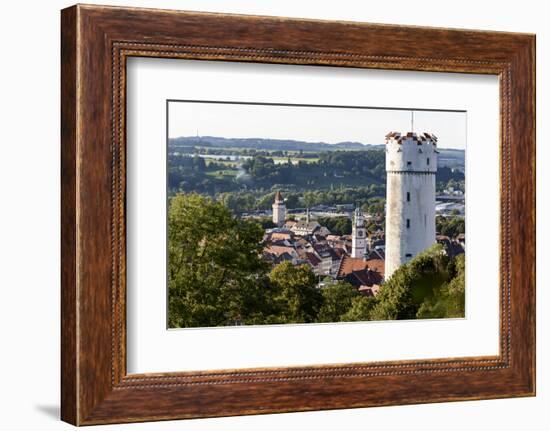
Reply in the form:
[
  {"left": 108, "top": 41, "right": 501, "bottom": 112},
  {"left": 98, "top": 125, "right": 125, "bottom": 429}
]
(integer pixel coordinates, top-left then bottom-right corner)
[{"left": 168, "top": 101, "right": 466, "bottom": 150}]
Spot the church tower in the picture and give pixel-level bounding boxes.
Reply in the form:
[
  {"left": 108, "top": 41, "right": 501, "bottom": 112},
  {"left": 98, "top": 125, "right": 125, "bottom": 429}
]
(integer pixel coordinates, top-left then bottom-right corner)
[
  {"left": 384, "top": 132, "right": 438, "bottom": 279},
  {"left": 351, "top": 207, "right": 367, "bottom": 259},
  {"left": 272, "top": 190, "right": 286, "bottom": 227}
]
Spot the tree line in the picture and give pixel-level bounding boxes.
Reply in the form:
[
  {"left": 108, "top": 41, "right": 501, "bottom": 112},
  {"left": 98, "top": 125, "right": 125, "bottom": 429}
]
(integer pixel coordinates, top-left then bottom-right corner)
[{"left": 168, "top": 150, "right": 464, "bottom": 214}]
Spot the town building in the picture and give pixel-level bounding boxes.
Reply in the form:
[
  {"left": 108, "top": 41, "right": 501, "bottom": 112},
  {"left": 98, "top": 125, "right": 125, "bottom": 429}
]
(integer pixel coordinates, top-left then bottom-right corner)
[
  {"left": 336, "top": 255, "right": 384, "bottom": 296},
  {"left": 351, "top": 208, "right": 367, "bottom": 258},
  {"left": 263, "top": 193, "right": 386, "bottom": 297},
  {"left": 272, "top": 190, "right": 286, "bottom": 227},
  {"left": 290, "top": 209, "right": 321, "bottom": 236}
]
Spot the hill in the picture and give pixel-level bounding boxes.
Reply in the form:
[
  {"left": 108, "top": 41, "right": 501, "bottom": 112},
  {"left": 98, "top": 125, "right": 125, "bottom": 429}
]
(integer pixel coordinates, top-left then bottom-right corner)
[{"left": 169, "top": 136, "right": 378, "bottom": 152}]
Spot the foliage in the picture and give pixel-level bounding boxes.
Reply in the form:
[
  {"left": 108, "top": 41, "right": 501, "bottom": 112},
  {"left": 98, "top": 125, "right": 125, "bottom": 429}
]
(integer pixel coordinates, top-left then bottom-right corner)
[
  {"left": 240, "top": 150, "right": 386, "bottom": 190},
  {"left": 369, "top": 244, "right": 464, "bottom": 320},
  {"left": 268, "top": 262, "right": 323, "bottom": 324},
  {"left": 317, "top": 282, "right": 360, "bottom": 322},
  {"left": 168, "top": 193, "right": 272, "bottom": 328},
  {"left": 317, "top": 216, "right": 352, "bottom": 236},
  {"left": 217, "top": 192, "right": 257, "bottom": 214},
  {"left": 417, "top": 253, "right": 465, "bottom": 319},
  {"left": 436, "top": 166, "right": 465, "bottom": 184},
  {"left": 436, "top": 178, "right": 465, "bottom": 194},
  {"left": 168, "top": 150, "right": 388, "bottom": 200},
  {"left": 436, "top": 215, "right": 465, "bottom": 238},
  {"left": 361, "top": 197, "right": 385, "bottom": 216},
  {"left": 168, "top": 145, "right": 464, "bottom": 217},
  {"left": 341, "top": 296, "right": 378, "bottom": 322},
  {"left": 257, "top": 217, "right": 277, "bottom": 229}
]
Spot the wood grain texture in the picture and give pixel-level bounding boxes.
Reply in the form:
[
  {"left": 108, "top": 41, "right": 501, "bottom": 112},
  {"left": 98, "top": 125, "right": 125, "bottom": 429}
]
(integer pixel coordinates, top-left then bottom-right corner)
[
  {"left": 60, "top": 4, "right": 536, "bottom": 426},
  {"left": 60, "top": 5, "right": 78, "bottom": 425}
]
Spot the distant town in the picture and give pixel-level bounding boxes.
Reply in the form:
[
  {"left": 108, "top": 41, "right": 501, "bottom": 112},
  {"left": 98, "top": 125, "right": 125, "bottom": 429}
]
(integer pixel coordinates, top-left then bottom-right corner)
[{"left": 256, "top": 189, "right": 464, "bottom": 297}]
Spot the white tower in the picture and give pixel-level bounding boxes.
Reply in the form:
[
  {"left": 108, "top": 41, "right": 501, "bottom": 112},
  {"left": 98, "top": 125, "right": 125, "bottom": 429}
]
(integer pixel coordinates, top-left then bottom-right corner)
[
  {"left": 351, "top": 208, "right": 367, "bottom": 259},
  {"left": 272, "top": 190, "right": 286, "bottom": 227},
  {"left": 384, "top": 132, "right": 438, "bottom": 279}
]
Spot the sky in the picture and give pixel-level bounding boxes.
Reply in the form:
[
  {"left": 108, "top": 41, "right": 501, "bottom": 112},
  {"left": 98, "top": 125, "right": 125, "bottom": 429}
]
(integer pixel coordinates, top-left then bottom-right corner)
[{"left": 168, "top": 101, "right": 466, "bottom": 150}]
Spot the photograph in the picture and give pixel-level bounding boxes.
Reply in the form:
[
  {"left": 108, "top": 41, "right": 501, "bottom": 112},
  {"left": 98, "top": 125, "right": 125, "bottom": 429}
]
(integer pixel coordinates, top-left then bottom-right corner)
[{"left": 167, "top": 100, "right": 467, "bottom": 328}]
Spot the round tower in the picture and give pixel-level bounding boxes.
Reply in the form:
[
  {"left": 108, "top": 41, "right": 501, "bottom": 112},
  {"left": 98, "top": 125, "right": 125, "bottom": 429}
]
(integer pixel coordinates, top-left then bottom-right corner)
[
  {"left": 384, "top": 132, "right": 438, "bottom": 279},
  {"left": 351, "top": 207, "right": 366, "bottom": 259},
  {"left": 272, "top": 190, "right": 286, "bottom": 227}
]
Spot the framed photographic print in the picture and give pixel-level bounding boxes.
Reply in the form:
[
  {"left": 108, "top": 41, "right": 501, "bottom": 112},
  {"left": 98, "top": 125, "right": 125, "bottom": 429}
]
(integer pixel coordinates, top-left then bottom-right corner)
[{"left": 61, "top": 4, "right": 535, "bottom": 425}]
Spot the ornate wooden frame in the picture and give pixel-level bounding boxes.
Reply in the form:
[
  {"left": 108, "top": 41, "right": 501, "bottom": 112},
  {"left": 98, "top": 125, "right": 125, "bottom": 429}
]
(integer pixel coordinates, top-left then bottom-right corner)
[{"left": 61, "top": 4, "right": 536, "bottom": 426}]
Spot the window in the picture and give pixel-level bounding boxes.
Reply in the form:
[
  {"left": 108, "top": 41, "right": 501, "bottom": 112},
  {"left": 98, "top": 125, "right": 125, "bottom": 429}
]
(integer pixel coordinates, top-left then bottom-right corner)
[
  {"left": 406, "top": 219, "right": 410, "bottom": 228},
  {"left": 427, "top": 157, "right": 430, "bottom": 165},
  {"left": 405, "top": 253, "right": 412, "bottom": 258},
  {"left": 407, "top": 161, "right": 412, "bottom": 166},
  {"left": 406, "top": 192, "right": 410, "bottom": 202}
]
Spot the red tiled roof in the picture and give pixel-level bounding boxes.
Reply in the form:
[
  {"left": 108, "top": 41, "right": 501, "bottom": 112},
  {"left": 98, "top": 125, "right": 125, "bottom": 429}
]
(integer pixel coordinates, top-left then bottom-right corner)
[
  {"left": 337, "top": 256, "right": 384, "bottom": 288},
  {"left": 346, "top": 269, "right": 383, "bottom": 288},
  {"left": 366, "top": 259, "right": 385, "bottom": 278},
  {"left": 264, "top": 245, "right": 295, "bottom": 256},
  {"left": 337, "top": 256, "right": 369, "bottom": 277}
]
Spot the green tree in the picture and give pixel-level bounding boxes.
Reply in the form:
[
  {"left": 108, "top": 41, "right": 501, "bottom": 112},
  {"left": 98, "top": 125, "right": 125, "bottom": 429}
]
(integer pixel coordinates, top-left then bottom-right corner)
[
  {"left": 370, "top": 244, "right": 451, "bottom": 320},
  {"left": 317, "top": 216, "right": 352, "bottom": 235},
  {"left": 341, "top": 296, "right": 378, "bottom": 322},
  {"left": 193, "top": 155, "right": 206, "bottom": 172},
  {"left": 417, "top": 253, "right": 465, "bottom": 318},
  {"left": 168, "top": 193, "right": 271, "bottom": 328},
  {"left": 361, "top": 197, "right": 385, "bottom": 216},
  {"left": 436, "top": 215, "right": 465, "bottom": 238},
  {"left": 302, "top": 191, "right": 317, "bottom": 209},
  {"left": 317, "top": 282, "right": 359, "bottom": 322},
  {"left": 268, "top": 262, "right": 323, "bottom": 323},
  {"left": 258, "top": 218, "right": 277, "bottom": 229}
]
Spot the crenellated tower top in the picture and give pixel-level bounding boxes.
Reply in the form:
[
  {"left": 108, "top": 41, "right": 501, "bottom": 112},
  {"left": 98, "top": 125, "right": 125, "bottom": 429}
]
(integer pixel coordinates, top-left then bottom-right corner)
[{"left": 385, "top": 132, "right": 438, "bottom": 174}]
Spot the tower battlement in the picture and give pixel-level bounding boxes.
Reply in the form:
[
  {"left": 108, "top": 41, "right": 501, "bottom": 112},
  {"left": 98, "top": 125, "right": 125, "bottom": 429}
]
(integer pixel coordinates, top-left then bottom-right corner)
[
  {"left": 385, "top": 132, "right": 438, "bottom": 174},
  {"left": 385, "top": 131, "right": 438, "bottom": 144}
]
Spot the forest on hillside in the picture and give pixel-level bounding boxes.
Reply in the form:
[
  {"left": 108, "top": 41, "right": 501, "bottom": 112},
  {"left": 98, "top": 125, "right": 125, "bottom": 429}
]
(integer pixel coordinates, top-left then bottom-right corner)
[{"left": 168, "top": 148, "right": 465, "bottom": 214}]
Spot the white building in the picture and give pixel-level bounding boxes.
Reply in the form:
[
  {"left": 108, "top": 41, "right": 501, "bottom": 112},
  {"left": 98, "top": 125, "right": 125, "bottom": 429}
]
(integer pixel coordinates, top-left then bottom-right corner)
[
  {"left": 384, "top": 132, "right": 438, "bottom": 279},
  {"left": 272, "top": 190, "right": 286, "bottom": 227},
  {"left": 351, "top": 208, "right": 367, "bottom": 258},
  {"left": 291, "top": 220, "right": 321, "bottom": 236}
]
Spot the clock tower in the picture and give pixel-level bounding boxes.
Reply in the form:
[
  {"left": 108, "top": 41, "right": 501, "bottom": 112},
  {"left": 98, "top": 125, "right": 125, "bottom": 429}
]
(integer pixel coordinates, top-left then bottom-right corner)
[{"left": 351, "top": 208, "right": 366, "bottom": 259}]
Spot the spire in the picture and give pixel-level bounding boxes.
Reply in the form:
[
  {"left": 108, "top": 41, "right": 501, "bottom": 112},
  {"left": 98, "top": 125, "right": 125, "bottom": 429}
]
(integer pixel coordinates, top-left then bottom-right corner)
[{"left": 274, "top": 190, "right": 283, "bottom": 202}]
